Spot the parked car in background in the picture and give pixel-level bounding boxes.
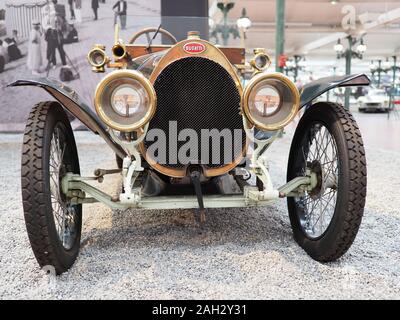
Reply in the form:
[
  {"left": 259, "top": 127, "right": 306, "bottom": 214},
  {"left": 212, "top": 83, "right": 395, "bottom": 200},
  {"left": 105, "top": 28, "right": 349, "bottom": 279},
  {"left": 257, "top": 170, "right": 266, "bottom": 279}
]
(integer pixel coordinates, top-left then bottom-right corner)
[{"left": 358, "top": 89, "right": 390, "bottom": 112}]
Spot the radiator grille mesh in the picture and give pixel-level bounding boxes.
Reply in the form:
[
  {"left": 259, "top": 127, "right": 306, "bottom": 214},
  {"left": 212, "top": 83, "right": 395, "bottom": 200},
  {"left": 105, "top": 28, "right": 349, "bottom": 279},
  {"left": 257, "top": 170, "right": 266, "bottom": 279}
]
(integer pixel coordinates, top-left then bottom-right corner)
[{"left": 145, "top": 57, "right": 245, "bottom": 171}]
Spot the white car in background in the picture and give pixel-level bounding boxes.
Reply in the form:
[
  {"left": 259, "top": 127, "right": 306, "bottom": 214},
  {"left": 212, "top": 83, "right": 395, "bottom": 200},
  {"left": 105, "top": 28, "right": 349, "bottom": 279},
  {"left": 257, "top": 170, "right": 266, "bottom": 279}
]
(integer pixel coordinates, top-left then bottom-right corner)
[{"left": 358, "top": 89, "right": 390, "bottom": 112}]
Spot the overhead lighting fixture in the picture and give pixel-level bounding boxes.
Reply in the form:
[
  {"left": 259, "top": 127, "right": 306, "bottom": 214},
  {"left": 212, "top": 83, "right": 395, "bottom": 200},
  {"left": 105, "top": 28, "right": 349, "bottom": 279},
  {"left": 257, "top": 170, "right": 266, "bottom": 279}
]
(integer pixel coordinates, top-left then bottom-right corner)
[
  {"left": 330, "top": 0, "right": 338, "bottom": 5},
  {"left": 334, "top": 39, "right": 344, "bottom": 53},
  {"left": 237, "top": 8, "right": 252, "bottom": 30},
  {"left": 383, "top": 58, "right": 392, "bottom": 70},
  {"left": 298, "top": 58, "right": 307, "bottom": 68},
  {"left": 285, "top": 60, "right": 294, "bottom": 68},
  {"left": 209, "top": 18, "right": 215, "bottom": 29},
  {"left": 356, "top": 38, "right": 367, "bottom": 54}
]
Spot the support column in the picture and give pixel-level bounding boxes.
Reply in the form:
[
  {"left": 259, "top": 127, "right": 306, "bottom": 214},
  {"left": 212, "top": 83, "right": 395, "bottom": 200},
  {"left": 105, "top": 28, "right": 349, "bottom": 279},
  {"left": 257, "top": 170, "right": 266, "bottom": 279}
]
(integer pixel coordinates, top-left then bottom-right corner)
[
  {"left": 390, "top": 56, "right": 397, "bottom": 111},
  {"left": 344, "top": 36, "right": 352, "bottom": 110},
  {"left": 377, "top": 60, "right": 382, "bottom": 87},
  {"left": 275, "top": 0, "right": 285, "bottom": 73},
  {"left": 161, "top": 0, "right": 209, "bottom": 42}
]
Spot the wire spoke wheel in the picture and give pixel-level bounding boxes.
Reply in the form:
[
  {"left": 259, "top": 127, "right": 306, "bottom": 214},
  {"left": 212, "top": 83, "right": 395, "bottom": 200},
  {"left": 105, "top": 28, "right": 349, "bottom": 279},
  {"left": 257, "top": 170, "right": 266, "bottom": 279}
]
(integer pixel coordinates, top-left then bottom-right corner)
[
  {"left": 287, "top": 102, "right": 366, "bottom": 262},
  {"left": 49, "top": 125, "right": 78, "bottom": 250},
  {"left": 296, "top": 123, "right": 339, "bottom": 238}
]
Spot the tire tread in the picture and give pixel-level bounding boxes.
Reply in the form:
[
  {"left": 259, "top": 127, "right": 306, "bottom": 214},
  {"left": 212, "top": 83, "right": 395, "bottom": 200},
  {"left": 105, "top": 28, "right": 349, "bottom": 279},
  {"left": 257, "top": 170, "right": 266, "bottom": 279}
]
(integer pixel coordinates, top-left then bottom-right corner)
[
  {"left": 319, "top": 102, "right": 367, "bottom": 261},
  {"left": 288, "top": 102, "right": 367, "bottom": 262}
]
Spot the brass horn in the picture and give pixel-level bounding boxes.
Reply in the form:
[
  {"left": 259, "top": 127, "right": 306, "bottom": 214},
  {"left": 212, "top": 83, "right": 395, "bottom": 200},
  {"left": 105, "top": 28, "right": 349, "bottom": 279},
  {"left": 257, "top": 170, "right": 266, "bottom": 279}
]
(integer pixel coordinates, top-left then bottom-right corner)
[{"left": 112, "top": 24, "right": 127, "bottom": 60}]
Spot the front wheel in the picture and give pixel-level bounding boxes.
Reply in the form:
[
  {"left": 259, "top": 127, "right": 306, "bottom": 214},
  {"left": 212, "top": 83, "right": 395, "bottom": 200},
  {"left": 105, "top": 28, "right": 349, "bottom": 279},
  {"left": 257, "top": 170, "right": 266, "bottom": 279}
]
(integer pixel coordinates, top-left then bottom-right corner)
[
  {"left": 21, "top": 101, "right": 82, "bottom": 274},
  {"left": 287, "top": 102, "right": 367, "bottom": 262}
]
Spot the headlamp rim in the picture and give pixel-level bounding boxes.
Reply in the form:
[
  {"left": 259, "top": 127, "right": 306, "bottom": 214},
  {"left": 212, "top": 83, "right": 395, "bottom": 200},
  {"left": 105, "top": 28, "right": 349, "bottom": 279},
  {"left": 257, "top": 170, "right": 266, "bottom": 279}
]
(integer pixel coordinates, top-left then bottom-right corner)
[
  {"left": 242, "top": 72, "right": 300, "bottom": 131},
  {"left": 94, "top": 70, "right": 157, "bottom": 132},
  {"left": 250, "top": 51, "right": 272, "bottom": 71},
  {"left": 87, "top": 47, "right": 108, "bottom": 68}
]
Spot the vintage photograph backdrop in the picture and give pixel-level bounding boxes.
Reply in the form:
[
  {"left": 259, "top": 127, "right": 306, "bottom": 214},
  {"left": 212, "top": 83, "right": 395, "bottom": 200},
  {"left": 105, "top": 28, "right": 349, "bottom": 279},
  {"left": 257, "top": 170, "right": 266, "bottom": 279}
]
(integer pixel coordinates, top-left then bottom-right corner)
[{"left": 0, "top": 0, "right": 162, "bottom": 131}]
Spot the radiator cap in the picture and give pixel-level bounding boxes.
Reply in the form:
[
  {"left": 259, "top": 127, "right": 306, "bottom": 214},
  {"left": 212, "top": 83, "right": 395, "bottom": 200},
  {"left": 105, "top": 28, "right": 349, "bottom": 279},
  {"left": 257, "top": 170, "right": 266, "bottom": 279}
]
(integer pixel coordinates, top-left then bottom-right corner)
[{"left": 187, "top": 31, "right": 200, "bottom": 39}]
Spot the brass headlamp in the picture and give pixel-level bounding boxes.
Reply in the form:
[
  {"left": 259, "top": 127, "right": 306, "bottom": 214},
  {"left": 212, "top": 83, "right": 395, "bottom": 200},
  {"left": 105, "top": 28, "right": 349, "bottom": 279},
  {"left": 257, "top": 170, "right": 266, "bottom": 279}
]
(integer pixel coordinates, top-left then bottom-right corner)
[
  {"left": 250, "top": 48, "right": 271, "bottom": 72},
  {"left": 94, "top": 70, "right": 156, "bottom": 132},
  {"left": 88, "top": 25, "right": 127, "bottom": 72},
  {"left": 242, "top": 73, "right": 300, "bottom": 131},
  {"left": 87, "top": 44, "right": 109, "bottom": 73}
]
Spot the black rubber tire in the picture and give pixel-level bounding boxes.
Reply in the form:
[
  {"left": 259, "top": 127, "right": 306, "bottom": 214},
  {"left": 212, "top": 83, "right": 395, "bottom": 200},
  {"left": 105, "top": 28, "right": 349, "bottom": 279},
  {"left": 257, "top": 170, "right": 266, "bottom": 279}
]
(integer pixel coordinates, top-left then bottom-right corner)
[
  {"left": 287, "top": 102, "right": 367, "bottom": 262},
  {"left": 21, "top": 101, "right": 82, "bottom": 274}
]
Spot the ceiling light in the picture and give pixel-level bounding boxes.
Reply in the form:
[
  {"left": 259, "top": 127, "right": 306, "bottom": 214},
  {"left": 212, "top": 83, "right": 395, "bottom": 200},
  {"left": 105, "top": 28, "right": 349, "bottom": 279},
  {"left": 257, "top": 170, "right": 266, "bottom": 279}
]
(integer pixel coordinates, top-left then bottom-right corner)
[
  {"left": 356, "top": 38, "right": 367, "bottom": 54},
  {"left": 285, "top": 60, "right": 293, "bottom": 68},
  {"left": 383, "top": 58, "right": 391, "bottom": 70},
  {"left": 298, "top": 59, "right": 306, "bottom": 68},
  {"left": 334, "top": 39, "right": 344, "bottom": 53},
  {"left": 237, "top": 8, "right": 252, "bottom": 30}
]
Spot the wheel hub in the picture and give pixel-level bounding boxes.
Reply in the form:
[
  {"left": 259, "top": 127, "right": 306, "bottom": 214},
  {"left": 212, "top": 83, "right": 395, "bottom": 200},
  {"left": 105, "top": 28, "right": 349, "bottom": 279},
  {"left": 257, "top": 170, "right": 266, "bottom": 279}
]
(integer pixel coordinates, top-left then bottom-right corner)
[{"left": 308, "top": 160, "right": 323, "bottom": 200}]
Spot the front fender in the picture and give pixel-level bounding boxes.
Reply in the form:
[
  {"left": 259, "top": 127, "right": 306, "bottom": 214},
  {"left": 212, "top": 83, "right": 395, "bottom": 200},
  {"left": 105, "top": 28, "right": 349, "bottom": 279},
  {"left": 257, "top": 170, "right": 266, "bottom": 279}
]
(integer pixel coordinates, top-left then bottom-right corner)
[
  {"left": 300, "top": 73, "right": 370, "bottom": 108},
  {"left": 9, "top": 77, "right": 127, "bottom": 159}
]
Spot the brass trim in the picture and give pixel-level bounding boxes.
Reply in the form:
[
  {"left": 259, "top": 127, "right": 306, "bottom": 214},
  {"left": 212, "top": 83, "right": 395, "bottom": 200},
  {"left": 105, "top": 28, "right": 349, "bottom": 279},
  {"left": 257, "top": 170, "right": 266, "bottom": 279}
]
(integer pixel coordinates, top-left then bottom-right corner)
[
  {"left": 87, "top": 45, "right": 109, "bottom": 73},
  {"left": 250, "top": 48, "right": 271, "bottom": 72},
  {"left": 142, "top": 39, "right": 247, "bottom": 178},
  {"left": 139, "top": 141, "right": 246, "bottom": 179},
  {"left": 242, "top": 72, "right": 300, "bottom": 131},
  {"left": 149, "top": 39, "right": 243, "bottom": 89},
  {"left": 112, "top": 43, "right": 127, "bottom": 60},
  {"left": 107, "top": 61, "right": 125, "bottom": 69},
  {"left": 94, "top": 70, "right": 157, "bottom": 132}
]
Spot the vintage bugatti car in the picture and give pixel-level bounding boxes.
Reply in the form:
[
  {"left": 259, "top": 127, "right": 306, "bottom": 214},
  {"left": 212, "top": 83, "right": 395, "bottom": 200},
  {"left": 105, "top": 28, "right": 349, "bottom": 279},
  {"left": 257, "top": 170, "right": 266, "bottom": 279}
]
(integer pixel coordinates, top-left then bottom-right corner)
[{"left": 11, "top": 26, "right": 369, "bottom": 274}]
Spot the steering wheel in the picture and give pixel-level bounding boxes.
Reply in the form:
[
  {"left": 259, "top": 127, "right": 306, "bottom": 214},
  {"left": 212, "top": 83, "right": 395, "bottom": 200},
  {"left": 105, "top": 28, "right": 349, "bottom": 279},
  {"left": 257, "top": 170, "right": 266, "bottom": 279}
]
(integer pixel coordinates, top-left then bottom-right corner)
[{"left": 129, "top": 27, "right": 178, "bottom": 46}]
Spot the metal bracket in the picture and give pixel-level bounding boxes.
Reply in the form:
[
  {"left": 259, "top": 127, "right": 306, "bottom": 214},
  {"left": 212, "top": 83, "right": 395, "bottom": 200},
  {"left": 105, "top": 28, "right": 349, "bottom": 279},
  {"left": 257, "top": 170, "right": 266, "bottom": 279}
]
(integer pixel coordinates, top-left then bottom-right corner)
[
  {"left": 94, "top": 168, "right": 121, "bottom": 183},
  {"left": 62, "top": 173, "right": 127, "bottom": 209},
  {"left": 108, "top": 125, "right": 149, "bottom": 205},
  {"left": 242, "top": 116, "right": 283, "bottom": 200},
  {"left": 108, "top": 124, "right": 148, "bottom": 158},
  {"left": 119, "top": 156, "right": 143, "bottom": 205},
  {"left": 241, "top": 116, "right": 317, "bottom": 201}
]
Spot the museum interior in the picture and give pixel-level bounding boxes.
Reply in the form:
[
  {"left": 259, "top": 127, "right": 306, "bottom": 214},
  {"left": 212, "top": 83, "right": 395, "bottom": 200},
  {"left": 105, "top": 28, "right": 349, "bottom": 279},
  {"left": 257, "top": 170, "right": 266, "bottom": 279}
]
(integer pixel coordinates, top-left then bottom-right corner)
[{"left": 0, "top": 0, "right": 399, "bottom": 300}]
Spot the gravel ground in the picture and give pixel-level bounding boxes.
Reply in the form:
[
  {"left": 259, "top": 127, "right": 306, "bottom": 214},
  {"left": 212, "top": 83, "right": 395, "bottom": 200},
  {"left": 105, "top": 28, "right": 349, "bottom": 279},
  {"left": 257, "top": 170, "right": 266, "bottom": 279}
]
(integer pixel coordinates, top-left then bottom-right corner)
[{"left": 0, "top": 125, "right": 399, "bottom": 300}]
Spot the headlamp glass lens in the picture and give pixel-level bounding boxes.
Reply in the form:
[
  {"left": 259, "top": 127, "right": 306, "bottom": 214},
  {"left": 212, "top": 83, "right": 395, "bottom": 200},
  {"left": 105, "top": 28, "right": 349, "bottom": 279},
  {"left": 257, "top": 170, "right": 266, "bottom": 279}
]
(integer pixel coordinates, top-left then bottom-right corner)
[
  {"left": 111, "top": 84, "right": 148, "bottom": 118},
  {"left": 251, "top": 84, "right": 281, "bottom": 118},
  {"left": 90, "top": 50, "right": 105, "bottom": 66},
  {"left": 255, "top": 54, "right": 268, "bottom": 69}
]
